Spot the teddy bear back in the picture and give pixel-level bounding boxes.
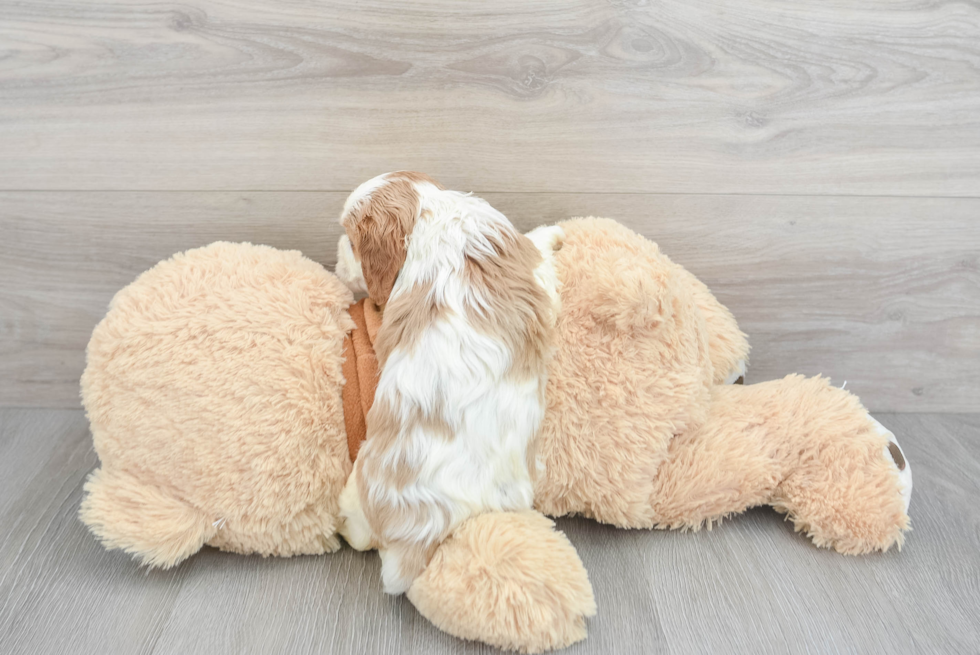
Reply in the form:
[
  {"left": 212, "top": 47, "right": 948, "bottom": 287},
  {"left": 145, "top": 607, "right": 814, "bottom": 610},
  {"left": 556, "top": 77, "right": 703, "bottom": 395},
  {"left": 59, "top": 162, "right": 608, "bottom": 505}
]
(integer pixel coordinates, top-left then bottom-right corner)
[
  {"left": 534, "top": 217, "right": 747, "bottom": 526},
  {"left": 80, "top": 241, "right": 354, "bottom": 567}
]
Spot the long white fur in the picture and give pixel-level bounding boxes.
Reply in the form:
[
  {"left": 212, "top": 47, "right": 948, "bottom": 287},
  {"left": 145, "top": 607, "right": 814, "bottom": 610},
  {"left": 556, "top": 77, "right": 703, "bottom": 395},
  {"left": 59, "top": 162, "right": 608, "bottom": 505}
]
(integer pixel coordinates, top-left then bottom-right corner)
[
  {"left": 336, "top": 176, "right": 563, "bottom": 595},
  {"left": 334, "top": 234, "right": 368, "bottom": 295}
]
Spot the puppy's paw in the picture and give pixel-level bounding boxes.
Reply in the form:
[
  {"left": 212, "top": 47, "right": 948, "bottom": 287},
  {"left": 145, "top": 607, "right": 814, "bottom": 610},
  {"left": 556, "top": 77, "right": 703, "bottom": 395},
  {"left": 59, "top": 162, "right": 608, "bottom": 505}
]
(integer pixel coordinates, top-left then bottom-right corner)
[
  {"left": 380, "top": 540, "right": 435, "bottom": 596},
  {"left": 338, "top": 472, "right": 376, "bottom": 551}
]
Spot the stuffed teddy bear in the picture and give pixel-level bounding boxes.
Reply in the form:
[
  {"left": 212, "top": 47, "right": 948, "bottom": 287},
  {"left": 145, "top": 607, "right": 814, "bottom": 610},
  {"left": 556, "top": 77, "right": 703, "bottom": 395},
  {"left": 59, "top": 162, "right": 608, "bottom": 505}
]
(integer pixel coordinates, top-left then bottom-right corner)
[{"left": 80, "top": 216, "right": 912, "bottom": 653}]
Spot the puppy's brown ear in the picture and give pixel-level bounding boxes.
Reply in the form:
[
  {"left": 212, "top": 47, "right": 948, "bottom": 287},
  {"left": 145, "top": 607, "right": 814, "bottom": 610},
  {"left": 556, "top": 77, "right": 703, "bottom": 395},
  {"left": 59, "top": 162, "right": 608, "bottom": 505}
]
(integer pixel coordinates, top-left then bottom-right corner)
[
  {"left": 349, "top": 178, "right": 421, "bottom": 305},
  {"left": 357, "top": 214, "right": 408, "bottom": 305}
]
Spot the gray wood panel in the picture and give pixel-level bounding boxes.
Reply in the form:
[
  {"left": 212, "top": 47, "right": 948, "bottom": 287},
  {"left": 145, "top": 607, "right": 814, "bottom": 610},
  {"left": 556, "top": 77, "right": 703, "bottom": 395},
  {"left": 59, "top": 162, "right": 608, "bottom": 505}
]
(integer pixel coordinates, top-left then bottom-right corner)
[
  {"left": 0, "top": 191, "right": 348, "bottom": 409},
  {"left": 0, "top": 409, "right": 978, "bottom": 654},
  {"left": 3, "top": 191, "right": 978, "bottom": 411},
  {"left": 0, "top": 0, "right": 978, "bottom": 194}
]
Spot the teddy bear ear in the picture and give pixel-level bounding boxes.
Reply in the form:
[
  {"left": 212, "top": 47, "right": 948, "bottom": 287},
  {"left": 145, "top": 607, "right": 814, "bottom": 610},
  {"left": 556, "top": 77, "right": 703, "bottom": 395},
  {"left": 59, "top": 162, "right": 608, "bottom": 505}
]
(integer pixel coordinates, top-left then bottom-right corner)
[
  {"left": 407, "top": 510, "right": 596, "bottom": 653},
  {"left": 585, "top": 245, "right": 673, "bottom": 331}
]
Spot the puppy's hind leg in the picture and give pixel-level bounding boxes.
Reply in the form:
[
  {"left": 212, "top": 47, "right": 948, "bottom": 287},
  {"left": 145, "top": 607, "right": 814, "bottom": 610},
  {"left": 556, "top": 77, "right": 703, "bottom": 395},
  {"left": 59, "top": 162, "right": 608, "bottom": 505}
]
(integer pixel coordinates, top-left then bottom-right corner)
[{"left": 338, "top": 471, "right": 377, "bottom": 551}]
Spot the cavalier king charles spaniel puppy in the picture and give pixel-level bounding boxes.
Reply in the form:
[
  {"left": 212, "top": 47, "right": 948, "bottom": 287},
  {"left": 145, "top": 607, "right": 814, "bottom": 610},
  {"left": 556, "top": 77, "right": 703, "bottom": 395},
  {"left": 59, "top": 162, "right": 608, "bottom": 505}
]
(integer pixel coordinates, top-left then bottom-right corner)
[{"left": 335, "top": 171, "right": 564, "bottom": 594}]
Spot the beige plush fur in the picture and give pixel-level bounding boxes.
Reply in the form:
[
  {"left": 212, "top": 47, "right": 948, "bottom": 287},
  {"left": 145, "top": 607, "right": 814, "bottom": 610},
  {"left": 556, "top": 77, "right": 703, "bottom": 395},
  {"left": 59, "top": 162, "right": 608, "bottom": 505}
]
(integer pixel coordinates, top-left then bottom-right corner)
[
  {"left": 79, "top": 218, "right": 911, "bottom": 653},
  {"left": 534, "top": 217, "right": 716, "bottom": 525},
  {"left": 407, "top": 511, "right": 596, "bottom": 654},
  {"left": 673, "top": 263, "right": 750, "bottom": 385},
  {"left": 533, "top": 217, "right": 908, "bottom": 553},
  {"left": 80, "top": 242, "right": 353, "bottom": 568},
  {"left": 408, "top": 217, "right": 907, "bottom": 651},
  {"left": 650, "top": 376, "right": 908, "bottom": 552}
]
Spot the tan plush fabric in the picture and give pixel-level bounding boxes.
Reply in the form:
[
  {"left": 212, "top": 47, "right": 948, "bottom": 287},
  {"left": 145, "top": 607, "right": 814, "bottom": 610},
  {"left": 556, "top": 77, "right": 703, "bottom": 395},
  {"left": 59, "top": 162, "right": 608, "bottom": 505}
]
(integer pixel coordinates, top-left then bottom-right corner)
[
  {"left": 533, "top": 217, "right": 908, "bottom": 554},
  {"left": 80, "top": 242, "right": 354, "bottom": 568},
  {"left": 78, "top": 220, "right": 910, "bottom": 654},
  {"left": 671, "top": 263, "right": 750, "bottom": 385},
  {"left": 408, "top": 511, "right": 596, "bottom": 654},
  {"left": 534, "top": 217, "right": 716, "bottom": 525},
  {"left": 650, "top": 375, "right": 909, "bottom": 553}
]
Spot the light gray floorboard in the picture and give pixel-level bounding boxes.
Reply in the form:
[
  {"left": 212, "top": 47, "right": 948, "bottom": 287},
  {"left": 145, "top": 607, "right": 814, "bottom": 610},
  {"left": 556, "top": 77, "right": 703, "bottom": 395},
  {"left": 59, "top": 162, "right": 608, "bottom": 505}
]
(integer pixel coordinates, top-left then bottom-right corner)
[
  {"left": 1, "top": 410, "right": 977, "bottom": 654},
  {"left": 0, "top": 0, "right": 978, "bottom": 194},
  {"left": 2, "top": 0, "right": 978, "bottom": 411},
  {"left": 1, "top": 1, "right": 979, "bottom": 649},
  {"left": 3, "top": 192, "right": 978, "bottom": 412}
]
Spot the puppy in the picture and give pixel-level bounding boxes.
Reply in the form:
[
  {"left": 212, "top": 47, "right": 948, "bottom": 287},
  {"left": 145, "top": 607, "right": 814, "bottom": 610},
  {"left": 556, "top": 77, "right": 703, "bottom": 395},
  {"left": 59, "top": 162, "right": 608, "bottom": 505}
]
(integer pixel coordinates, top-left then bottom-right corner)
[{"left": 335, "top": 172, "right": 564, "bottom": 594}]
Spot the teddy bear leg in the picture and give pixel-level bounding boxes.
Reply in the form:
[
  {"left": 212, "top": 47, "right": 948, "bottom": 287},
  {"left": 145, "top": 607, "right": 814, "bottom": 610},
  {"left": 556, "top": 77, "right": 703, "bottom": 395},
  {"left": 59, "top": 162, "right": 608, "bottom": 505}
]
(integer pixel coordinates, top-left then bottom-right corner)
[
  {"left": 766, "top": 380, "right": 912, "bottom": 553},
  {"left": 407, "top": 510, "right": 596, "bottom": 654},
  {"left": 649, "top": 376, "right": 911, "bottom": 553},
  {"left": 82, "top": 465, "right": 348, "bottom": 566},
  {"left": 80, "top": 467, "right": 216, "bottom": 569}
]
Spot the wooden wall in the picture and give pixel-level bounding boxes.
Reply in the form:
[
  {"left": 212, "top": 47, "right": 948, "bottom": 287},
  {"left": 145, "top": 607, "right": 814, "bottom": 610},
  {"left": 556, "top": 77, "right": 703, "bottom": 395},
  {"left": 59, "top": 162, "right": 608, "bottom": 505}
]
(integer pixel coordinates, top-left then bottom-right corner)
[{"left": 2, "top": 0, "right": 978, "bottom": 411}]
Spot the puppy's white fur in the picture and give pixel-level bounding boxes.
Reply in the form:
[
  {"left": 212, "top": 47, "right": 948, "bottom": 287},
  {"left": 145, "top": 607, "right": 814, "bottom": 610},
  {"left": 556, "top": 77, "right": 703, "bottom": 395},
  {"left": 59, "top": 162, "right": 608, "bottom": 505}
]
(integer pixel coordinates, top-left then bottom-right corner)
[
  {"left": 336, "top": 173, "right": 562, "bottom": 594},
  {"left": 335, "top": 234, "right": 368, "bottom": 295}
]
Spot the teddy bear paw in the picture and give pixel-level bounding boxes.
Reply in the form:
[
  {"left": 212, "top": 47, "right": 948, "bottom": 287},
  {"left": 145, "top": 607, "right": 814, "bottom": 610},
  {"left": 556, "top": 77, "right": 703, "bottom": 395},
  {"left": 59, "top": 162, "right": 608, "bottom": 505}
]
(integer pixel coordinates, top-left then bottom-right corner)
[
  {"left": 408, "top": 511, "right": 596, "bottom": 653},
  {"left": 870, "top": 417, "right": 913, "bottom": 514}
]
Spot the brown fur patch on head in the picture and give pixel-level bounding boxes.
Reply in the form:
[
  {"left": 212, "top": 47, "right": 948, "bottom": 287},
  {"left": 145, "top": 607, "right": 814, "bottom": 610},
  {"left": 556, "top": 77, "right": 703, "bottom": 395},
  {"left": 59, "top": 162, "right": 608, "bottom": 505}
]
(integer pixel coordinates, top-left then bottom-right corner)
[
  {"left": 390, "top": 171, "right": 444, "bottom": 189},
  {"left": 342, "top": 178, "right": 418, "bottom": 305},
  {"left": 341, "top": 172, "right": 442, "bottom": 305}
]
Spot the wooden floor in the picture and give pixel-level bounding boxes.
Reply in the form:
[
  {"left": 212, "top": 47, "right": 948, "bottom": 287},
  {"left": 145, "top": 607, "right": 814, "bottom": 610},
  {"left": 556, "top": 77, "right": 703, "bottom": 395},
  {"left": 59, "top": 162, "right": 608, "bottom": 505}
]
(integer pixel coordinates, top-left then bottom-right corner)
[
  {"left": 0, "top": 409, "right": 977, "bottom": 654},
  {"left": 2, "top": 0, "right": 979, "bottom": 413},
  {"left": 2, "top": 1, "right": 979, "bottom": 653}
]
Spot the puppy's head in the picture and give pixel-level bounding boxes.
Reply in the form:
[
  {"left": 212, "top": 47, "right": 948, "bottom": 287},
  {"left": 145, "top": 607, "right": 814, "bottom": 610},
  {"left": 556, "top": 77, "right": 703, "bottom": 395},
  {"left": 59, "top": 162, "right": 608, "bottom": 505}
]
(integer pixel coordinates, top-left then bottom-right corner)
[{"left": 338, "top": 171, "right": 443, "bottom": 305}]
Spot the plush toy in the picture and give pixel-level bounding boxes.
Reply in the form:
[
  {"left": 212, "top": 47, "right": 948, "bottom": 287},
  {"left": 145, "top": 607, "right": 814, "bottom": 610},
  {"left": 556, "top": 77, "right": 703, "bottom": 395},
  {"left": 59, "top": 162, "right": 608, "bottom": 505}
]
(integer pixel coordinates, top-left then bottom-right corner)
[{"left": 80, "top": 219, "right": 912, "bottom": 653}]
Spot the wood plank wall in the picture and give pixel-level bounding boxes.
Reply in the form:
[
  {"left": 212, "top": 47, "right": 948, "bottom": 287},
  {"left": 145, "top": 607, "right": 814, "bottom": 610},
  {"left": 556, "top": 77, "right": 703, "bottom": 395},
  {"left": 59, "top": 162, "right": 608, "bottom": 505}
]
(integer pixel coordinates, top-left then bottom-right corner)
[{"left": 1, "top": 0, "right": 978, "bottom": 411}]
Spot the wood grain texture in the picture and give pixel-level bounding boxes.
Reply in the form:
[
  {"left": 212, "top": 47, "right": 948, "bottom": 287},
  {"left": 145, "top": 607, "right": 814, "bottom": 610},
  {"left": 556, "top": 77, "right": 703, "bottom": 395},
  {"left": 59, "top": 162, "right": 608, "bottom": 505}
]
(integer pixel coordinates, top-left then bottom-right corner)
[
  {"left": 0, "top": 191, "right": 347, "bottom": 408},
  {"left": 2, "top": 191, "right": 977, "bottom": 411},
  {"left": 0, "top": 0, "right": 978, "bottom": 194},
  {"left": 0, "top": 409, "right": 977, "bottom": 654},
  {"left": 2, "top": 0, "right": 977, "bottom": 648}
]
